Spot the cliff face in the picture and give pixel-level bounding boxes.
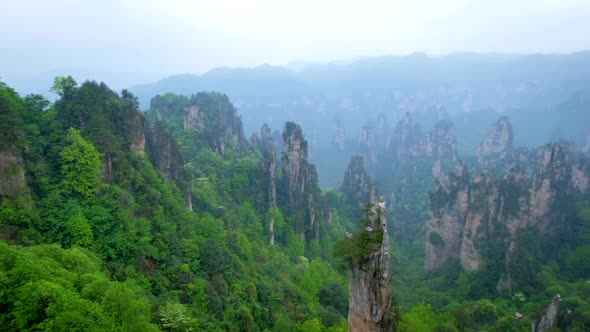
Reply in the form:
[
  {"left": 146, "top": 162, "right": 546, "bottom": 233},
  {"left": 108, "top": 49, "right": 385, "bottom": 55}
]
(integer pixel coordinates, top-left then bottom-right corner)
[
  {"left": 476, "top": 116, "right": 513, "bottom": 167},
  {"left": 341, "top": 155, "right": 377, "bottom": 208},
  {"left": 364, "top": 113, "right": 459, "bottom": 240},
  {"left": 425, "top": 162, "right": 470, "bottom": 271},
  {"left": 529, "top": 143, "right": 578, "bottom": 234},
  {"left": 281, "top": 122, "right": 320, "bottom": 240},
  {"left": 282, "top": 122, "right": 310, "bottom": 205},
  {"left": 150, "top": 92, "right": 245, "bottom": 155},
  {"left": 425, "top": 140, "right": 590, "bottom": 288},
  {"left": 183, "top": 103, "right": 204, "bottom": 131},
  {"left": 531, "top": 295, "right": 561, "bottom": 332},
  {"left": 258, "top": 123, "right": 278, "bottom": 245},
  {"left": 459, "top": 167, "right": 530, "bottom": 272},
  {"left": 348, "top": 198, "right": 394, "bottom": 332},
  {"left": 459, "top": 172, "right": 497, "bottom": 271},
  {"left": 0, "top": 151, "right": 26, "bottom": 198},
  {"left": 146, "top": 122, "right": 183, "bottom": 182},
  {"left": 128, "top": 109, "right": 146, "bottom": 153},
  {"left": 187, "top": 93, "right": 245, "bottom": 155}
]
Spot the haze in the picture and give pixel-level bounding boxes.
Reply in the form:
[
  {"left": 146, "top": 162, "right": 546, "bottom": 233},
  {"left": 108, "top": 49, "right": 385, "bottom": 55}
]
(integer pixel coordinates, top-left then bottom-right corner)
[{"left": 1, "top": 0, "right": 589, "bottom": 89}]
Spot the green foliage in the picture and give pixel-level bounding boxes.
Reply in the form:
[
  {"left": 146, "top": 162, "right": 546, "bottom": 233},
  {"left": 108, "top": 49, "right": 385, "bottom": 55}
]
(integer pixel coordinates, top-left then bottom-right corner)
[
  {"left": 60, "top": 128, "right": 103, "bottom": 201},
  {"left": 429, "top": 231, "right": 445, "bottom": 246},
  {"left": 332, "top": 204, "right": 384, "bottom": 269},
  {"left": 159, "top": 302, "right": 197, "bottom": 331},
  {"left": 51, "top": 76, "right": 78, "bottom": 97},
  {"left": 0, "top": 241, "right": 157, "bottom": 331},
  {"left": 0, "top": 81, "right": 25, "bottom": 149}
]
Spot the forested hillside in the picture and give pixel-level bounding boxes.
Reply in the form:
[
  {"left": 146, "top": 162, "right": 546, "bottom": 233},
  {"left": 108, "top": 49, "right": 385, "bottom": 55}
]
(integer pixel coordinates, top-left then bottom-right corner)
[{"left": 0, "top": 78, "right": 357, "bottom": 331}]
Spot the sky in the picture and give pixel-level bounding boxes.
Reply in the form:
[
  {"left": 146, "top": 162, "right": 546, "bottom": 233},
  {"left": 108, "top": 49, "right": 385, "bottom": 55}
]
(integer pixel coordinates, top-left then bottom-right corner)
[{"left": 1, "top": 0, "right": 589, "bottom": 87}]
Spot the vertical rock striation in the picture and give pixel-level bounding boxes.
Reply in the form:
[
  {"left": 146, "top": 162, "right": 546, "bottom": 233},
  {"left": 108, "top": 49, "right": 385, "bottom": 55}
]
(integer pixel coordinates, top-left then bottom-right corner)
[
  {"left": 348, "top": 198, "right": 394, "bottom": 332},
  {"left": 425, "top": 138, "right": 590, "bottom": 293},
  {"left": 0, "top": 151, "right": 26, "bottom": 198},
  {"left": 341, "top": 155, "right": 377, "bottom": 208},
  {"left": 259, "top": 123, "right": 278, "bottom": 244},
  {"left": 281, "top": 122, "right": 320, "bottom": 241},
  {"left": 476, "top": 116, "right": 513, "bottom": 168},
  {"left": 531, "top": 295, "right": 561, "bottom": 332},
  {"left": 425, "top": 161, "right": 470, "bottom": 271}
]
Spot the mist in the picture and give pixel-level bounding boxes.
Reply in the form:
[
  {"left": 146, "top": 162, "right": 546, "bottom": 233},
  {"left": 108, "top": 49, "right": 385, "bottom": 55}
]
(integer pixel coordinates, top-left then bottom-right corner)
[{"left": 2, "top": 0, "right": 590, "bottom": 94}]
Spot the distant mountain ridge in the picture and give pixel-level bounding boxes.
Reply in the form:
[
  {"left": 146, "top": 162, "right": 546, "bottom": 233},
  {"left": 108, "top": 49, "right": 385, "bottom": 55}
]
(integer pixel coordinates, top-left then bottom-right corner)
[
  {"left": 130, "top": 52, "right": 590, "bottom": 189},
  {"left": 132, "top": 51, "right": 590, "bottom": 107}
]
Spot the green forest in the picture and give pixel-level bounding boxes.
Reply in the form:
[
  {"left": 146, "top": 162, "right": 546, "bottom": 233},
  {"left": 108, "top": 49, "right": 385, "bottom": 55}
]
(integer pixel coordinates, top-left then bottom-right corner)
[{"left": 1, "top": 77, "right": 589, "bottom": 332}]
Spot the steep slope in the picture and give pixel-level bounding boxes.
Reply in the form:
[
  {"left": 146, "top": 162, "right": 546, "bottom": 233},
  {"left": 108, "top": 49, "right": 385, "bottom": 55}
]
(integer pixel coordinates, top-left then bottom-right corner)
[
  {"left": 0, "top": 79, "right": 352, "bottom": 331},
  {"left": 348, "top": 199, "right": 394, "bottom": 331}
]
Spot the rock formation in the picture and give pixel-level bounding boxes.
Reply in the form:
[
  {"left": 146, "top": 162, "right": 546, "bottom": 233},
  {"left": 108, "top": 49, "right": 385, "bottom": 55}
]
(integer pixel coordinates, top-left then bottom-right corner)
[
  {"left": 425, "top": 161, "right": 470, "bottom": 271},
  {"left": 281, "top": 122, "right": 320, "bottom": 240},
  {"left": 259, "top": 123, "right": 278, "bottom": 244},
  {"left": 348, "top": 198, "right": 395, "bottom": 332},
  {"left": 363, "top": 113, "right": 458, "bottom": 239},
  {"left": 183, "top": 103, "right": 204, "bottom": 131},
  {"left": 474, "top": 117, "right": 535, "bottom": 175},
  {"left": 146, "top": 122, "right": 183, "bottom": 182},
  {"left": 531, "top": 295, "right": 561, "bottom": 332},
  {"left": 150, "top": 92, "right": 245, "bottom": 155},
  {"left": 341, "top": 155, "right": 378, "bottom": 208},
  {"left": 128, "top": 109, "right": 146, "bottom": 153},
  {"left": 282, "top": 122, "right": 312, "bottom": 206},
  {"left": 476, "top": 116, "right": 513, "bottom": 166},
  {"left": 458, "top": 172, "right": 496, "bottom": 271},
  {"left": 425, "top": 140, "right": 590, "bottom": 292},
  {"left": 0, "top": 150, "right": 26, "bottom": 198},
  {"left": 423, "top": 120, "right": 458, "bottom": 177}
]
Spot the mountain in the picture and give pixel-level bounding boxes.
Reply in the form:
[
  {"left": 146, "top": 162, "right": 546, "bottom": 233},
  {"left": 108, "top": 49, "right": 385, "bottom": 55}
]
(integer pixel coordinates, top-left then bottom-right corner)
[
  {"left": 130, "top": 52, "right": 590, "bottom": 189},
  {"left": 0, "top": 79, "right": 366, "bottom": 331}
]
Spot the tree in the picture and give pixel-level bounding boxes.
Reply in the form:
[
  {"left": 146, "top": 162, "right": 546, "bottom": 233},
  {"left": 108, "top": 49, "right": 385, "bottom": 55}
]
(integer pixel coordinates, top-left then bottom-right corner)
[
  {"left": 60, "top": 128, "right": 103, "bottom": 201},
  {"left": 51, "top": 76, "right": 77, "bottom": 97},
  {"left": 0, "top": 81, "right": 25, "bottom": 149}
]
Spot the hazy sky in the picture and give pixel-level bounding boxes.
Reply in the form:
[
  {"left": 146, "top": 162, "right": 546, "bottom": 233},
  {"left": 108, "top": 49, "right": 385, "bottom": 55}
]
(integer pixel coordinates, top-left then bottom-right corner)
[{"left": 1, "top": 0, "right": 589, "bottom": 83}]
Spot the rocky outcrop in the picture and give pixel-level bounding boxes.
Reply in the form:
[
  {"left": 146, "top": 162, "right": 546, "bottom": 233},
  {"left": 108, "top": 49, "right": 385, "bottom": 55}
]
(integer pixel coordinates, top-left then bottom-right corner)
[
  {"left": 255, "top": 124, "right": 279, "bottom": 244},
  {"left": 531, "top": 295, "right": 561, "bottom": 332},
  {"left": 426, "top": 120, "right": 458, "bottom": 175},
  {"left": 282, "top": 122, "right": 312, "bottom": 206},
  {"left": 146, "top": 122, "right": 183, "bottom": 181},
  {"left": 426, "top": 141, "right": 590, "bottom": 293},
  {"left": 425, "top": 162, "right": 470, "bottom": 271},
  {"left": 476, "top": 116, "right": 513, "bottom": 167},
  {"left": 348, "top": 198, "right": 394, "bottom": 332},
  {"left": 260, "top": 124, "right": 274, "bottom": 152},
  {"left": 391, "top": 113, "right": 423, "bottom": 162},
  {"left": 0, "top": 151, "right": 26, "bottom": 198},
  {"left": 128, "top": 109, "right": 146, "bottom": 153},
  {"left": 459, "top": 173, "right": 496, "bottom": 271},
  {"left": 183, "top": 103, "right": 204, "bottom": 131},
  {"left": 190, "top": 93, "right": 245, "bottom": 155},
  {"left": 460, "top": 167, "right": 530, "bottom": 272},
  {"left": 262, "top": 150, "right": 277, "bottom": 245},
  {"left": 281, "top": 122, "right": 320, "bottom": 240},
  {"left": 529, "top": 143, "right": 575, "bottom": 234},
  {"left": 341, "top": 156, "right": 377, "bottom": 208},
  {"left": 150, "top": 92, "right": 245, "bottom": 155}
]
